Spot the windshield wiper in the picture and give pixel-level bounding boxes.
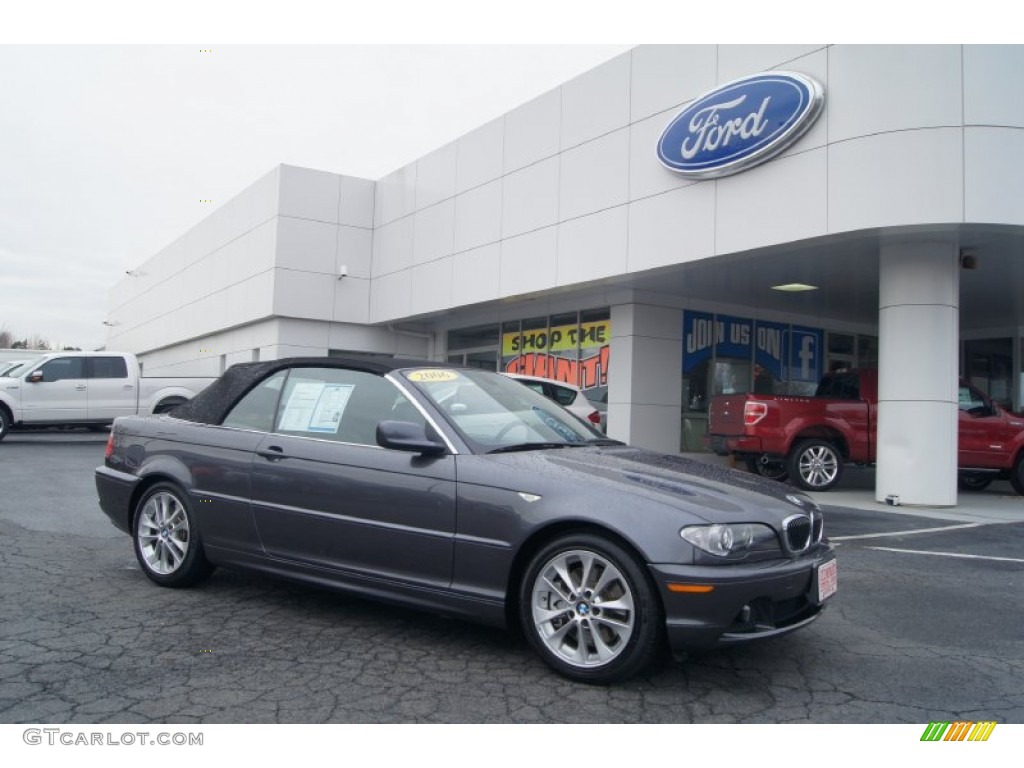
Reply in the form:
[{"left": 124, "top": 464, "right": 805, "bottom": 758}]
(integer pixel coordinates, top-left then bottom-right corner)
[
  {"left": 586, "top": 438, "right": 625, "bottom": 446},
  {"left": 487, "top": 442, "right": 586, "bottom": 454}
]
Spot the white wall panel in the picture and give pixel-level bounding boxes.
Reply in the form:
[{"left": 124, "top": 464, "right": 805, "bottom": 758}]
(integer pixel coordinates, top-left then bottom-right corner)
[
  {"left": 499, "top": 227, "right": 557, "bottom": 298},
  {"left": 828, "top": 45, "right": 962, "bottom": 143},
  {"left": 273, "top": 269, "right": 334, "bottom": 320},
  {"left": 376, "top": 164, "right": 417, "bottom": 227},
  {"left": 339, "top": 175, "right": 375, "bottom": 228},
  {"left": 336, "top": 225, "right": 373, "bottom": 279},
  {"left": 717, "top": 44, "right": 826, "bottom": 83},
  {"left": 716, "top": 148, "right": 827, "bottom": 255},
  {"left": 454, "top": 179, "right": 502, "bottom": 253},
  {"left": 278, "top": 165, "right": 340, "bottom": 223},
  {"left": 368, "top": 269, "right": 412, "bottom": 323},
  {"left": 409, "top": 257, "right": 454, "bottom": 316},
  {"left": 828, "top": 129, "right": 963, "bottom": 233},
  {"left": 629, "top": 111, "right": 698, "bottom": 201},
  {"left": 415, "top": 141, "right": 457, "bottom": 210},
  {"left": 452, "top": 243, "right": 500, "bottom": 307},
  {"left": 964, "top": 45, "right": 1024, "bottom": 128},
  {"left": 502, "top": 157, "right": 559, "bottom": 239},
  {"left": 965, "top": 127, "right": 1024, "bottom": 226},
  {"left": 456, "top": 116, "right": 504, "bottom": 193},
  {"left": 243, "top": 270, "right": 276, "bottom": 320},
  {"left": 630, "top": 45, "right": 717, "bottom": 122},
  {"left": 559, "top": 128, "right": 629, "bottom": 222},
  {"left": 560, "top": 52, "right": 631, "bottom": 150},
  {"left": 371, "top": 216, "right": 414, "bottom": 277},
  {"left": 413, "top": 199, "right": 455, "bottom": 265},
  {"left": 503, "top": 88, "right": 561, "bottom": 174},
  {"left": 332, "top": 277, "right": 371, "bottom": 324},
  {"left": 556, "top": 207, "right": 628, "bottom": 287},
  {"left": 627, "top": 183, "right": 715, "bottom": 272},
  {"left": 274, "top": 217, "right": 337, "bottom": 274}
]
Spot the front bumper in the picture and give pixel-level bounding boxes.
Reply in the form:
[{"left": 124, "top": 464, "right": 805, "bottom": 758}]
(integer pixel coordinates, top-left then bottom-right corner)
[
  {"left": 649, "top": 544, "right": 836, "bottom": 652},
  {"left": 95, "top": 464, "right": 141, "bottom": 534}
]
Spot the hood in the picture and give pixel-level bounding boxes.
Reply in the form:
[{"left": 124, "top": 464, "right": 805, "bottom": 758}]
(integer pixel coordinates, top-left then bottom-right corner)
[{"left": 476, "top": 445, "right": 815, "bottom": 525}]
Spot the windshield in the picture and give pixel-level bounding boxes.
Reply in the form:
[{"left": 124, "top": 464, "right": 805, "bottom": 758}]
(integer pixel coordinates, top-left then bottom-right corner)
[{"left": 402, "top": 367, "right": 605, "bottom": 453}]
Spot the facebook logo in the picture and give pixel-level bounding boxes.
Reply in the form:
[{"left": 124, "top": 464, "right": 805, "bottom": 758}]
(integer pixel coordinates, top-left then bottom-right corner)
[{"left": 787, "top": 327, "right": 822, "bottom": 383}]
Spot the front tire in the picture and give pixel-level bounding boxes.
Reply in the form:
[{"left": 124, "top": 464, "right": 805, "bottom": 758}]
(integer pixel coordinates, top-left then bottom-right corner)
[
  {"left": 787, "top": 439, "right": 844, "bottom": 492},
  {"left": 0, "top": 408, "right": 10, "bottom": 442},
  {"left": 133, "top": 483, "right": 213, "bottom": 587},
  {"left": 958, "top": 472, "right": 993, "bottom": 492},
  {"left": 744, "top": 454, "right": 789, "bottom": 482},
  {"left": 519, "top": 533, "right": 662, "bottom": 684}
]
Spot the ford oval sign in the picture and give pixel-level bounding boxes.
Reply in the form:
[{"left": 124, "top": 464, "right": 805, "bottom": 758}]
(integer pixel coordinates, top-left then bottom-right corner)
[{"left": 657, "top": 71, "right": 824, "bottom": 179}]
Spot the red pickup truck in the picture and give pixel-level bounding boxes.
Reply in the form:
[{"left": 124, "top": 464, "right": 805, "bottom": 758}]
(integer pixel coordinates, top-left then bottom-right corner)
[{"left": 709, "top": 369, "right": 1024, "bottom": 493}]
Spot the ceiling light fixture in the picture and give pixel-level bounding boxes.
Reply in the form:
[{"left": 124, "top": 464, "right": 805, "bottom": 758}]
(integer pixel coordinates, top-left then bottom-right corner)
[{"left": 771, "top": 283, "right": 819, "bottom": 292}]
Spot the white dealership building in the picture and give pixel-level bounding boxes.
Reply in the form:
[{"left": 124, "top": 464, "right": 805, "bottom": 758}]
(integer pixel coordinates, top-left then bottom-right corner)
[{"left": 105, "top": 44, "right": 1024, "bottom": 507}]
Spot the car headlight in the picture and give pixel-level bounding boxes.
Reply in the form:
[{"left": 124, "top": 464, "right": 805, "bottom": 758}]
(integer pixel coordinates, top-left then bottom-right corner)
[{"left": 680, "top": 523, "right": 780, "bottom": 560}]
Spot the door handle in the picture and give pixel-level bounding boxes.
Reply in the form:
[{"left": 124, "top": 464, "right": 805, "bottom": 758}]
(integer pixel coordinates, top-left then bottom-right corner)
[
  {"left": 75, "top": 384, "right": 87, "bottom": 391},
  {"left": 256, "top": 446, "right": 288, "bottom": 461},
  {"left": 123, "top": 384, "right": 134, "bottom": 390}
]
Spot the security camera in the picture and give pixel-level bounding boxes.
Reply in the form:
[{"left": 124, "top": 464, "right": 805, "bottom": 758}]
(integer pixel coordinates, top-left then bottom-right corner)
[
  {"left": 960, "top": 252, "right": 978, "bottom": 270},
  {"left": 338, "top": 265, "right": 348, "bottom": 280}
]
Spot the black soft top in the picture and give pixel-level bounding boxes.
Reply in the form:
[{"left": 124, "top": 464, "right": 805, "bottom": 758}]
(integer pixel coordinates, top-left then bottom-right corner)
[{"left": 171, "top": 355, "right": 448, "bottom": 425}]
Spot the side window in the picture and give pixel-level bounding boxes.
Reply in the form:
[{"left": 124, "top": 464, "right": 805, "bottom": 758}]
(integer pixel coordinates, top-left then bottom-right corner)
[
  {"left": 222, "top": 371, "right": 287, "bottom": 432},
  {"left": 38, "top": 357, "right": 86, "bottom": 382},
  {"left": 90, "top": 357, "right": 128, "bottom": 379},
  {"left": 274, "top": 367, "right": 423, "bottom": 447},
  {"left": 520, "top": 381, "right": 545, "bottom": 396},
  {"left": 549, "top": 384, "right": 577, "bottom": 406},
  {"left": 958, "top": 386, "right": 988, "bottom": 413}
]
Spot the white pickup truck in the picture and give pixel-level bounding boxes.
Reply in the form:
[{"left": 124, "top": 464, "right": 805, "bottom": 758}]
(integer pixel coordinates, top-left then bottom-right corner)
[{"left": 0, "top": 351, "right": 216, "bottom": 441}]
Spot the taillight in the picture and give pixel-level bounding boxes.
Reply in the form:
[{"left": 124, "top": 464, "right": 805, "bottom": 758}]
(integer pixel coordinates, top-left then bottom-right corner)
[
  {"left": 744, "top": 402, "right": 768, "bottom": 426},
  {"left": 587, "top": 410, "right": 602, "bottom": 425},
  {"left": 104, "top": 432, "right": 115, "bottom": 460}
]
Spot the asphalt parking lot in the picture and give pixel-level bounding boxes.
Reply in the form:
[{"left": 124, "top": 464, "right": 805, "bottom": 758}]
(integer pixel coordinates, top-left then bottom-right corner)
[{"left": 1, "top": 430, "right": 1021, "bottom": 723}]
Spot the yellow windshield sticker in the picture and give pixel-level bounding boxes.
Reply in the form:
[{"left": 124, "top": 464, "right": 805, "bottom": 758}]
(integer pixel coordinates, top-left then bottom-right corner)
[{"left": 407, "top": 369, "right": 460, "bottom": 383}]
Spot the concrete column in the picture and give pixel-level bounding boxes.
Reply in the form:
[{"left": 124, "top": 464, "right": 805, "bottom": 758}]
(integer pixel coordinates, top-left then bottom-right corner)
[
  {"left": 607, "top": 303, "right": 682, "bottom": 453},
  {"left": 876, "top": 241, "right": 960, "bottom": 506}
]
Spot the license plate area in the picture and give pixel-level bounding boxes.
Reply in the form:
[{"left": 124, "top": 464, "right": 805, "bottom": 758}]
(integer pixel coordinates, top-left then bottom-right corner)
[{"left": 812, "top": 559, "right": 838, "bottom": 604}]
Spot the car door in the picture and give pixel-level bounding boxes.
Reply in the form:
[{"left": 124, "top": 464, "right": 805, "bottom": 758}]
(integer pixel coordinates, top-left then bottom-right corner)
[
  {"left": 19, "top": 356, "right": 88, "bottom": 421},
  {"left": 957, "top": 384, "right": 1010, "bottom": 468},
  {"left": 86, "top": 356, "right": 136, "bottom": 421},
  {"left": 249, "top": 366, "right": 457, "bottom": 589}
]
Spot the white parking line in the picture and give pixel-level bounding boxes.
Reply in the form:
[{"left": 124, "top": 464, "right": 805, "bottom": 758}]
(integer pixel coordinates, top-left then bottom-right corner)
[
  {"left": 867, "top": 546, "right": 1024, "bottom": 564},
  {"left": 830, "top": 523, "right": 983, "bottom": 541}
]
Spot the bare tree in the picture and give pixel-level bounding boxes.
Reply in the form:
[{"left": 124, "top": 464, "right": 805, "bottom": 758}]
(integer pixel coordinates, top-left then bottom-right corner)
[
  {"left": 0, "top": 325, "right": 13, "bottom": 349},
  {"left": 27, "top": 335, "right": 52, "bottom": 351}
]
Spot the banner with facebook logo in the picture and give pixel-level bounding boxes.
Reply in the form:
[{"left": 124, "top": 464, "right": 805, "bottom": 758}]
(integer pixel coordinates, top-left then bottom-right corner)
[{"left": 787, "top": 326, "right": 823, "bottom": 383}]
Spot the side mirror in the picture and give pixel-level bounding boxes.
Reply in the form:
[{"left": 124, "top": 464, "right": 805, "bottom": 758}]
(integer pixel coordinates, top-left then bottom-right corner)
[
  {"left": 28, "top": 371, "right": 44, "bottom": 383},
  {"left": 376, "top": 420, "right": 447, "bottom": 456}
]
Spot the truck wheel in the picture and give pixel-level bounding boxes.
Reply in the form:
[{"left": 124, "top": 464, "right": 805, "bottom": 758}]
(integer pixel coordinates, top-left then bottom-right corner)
[
  {"left": 0, "top": 408, "right": 9, "bottom": 442},
  {"left": 744, "top": 454, "right": 789, "bottom": 482},
  {"left": 1010, "top": 455, "right": 1024, "bottom": 497},
  {"left": 957, "top": 472, "right": 993, "bottom": 492},
  {"left": 787, "top": 439, "right": 843, "bottom": 492}
]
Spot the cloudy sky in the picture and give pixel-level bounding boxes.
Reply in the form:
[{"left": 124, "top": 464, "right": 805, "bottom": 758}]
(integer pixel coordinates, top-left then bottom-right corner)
[
  {"left": 0, "top": 42, "right": 630, "bottom": 351},
  {"left": 0, "top": 2, "right": 996, "bottom": 352}
]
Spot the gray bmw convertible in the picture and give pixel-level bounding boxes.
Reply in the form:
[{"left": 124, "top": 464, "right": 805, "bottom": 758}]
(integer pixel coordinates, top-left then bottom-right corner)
[{"left": 96, "top": 357, "right": 836, "bottom": 683}]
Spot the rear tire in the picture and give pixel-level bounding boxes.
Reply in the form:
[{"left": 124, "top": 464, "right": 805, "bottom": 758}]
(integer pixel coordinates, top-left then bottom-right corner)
[
  {"left": 519, "top": 533, "right": 662, "bottom": 684},
  {"left": 133, "top": 483, "right": 213, "bottom": 587},
  {"left": 787, "top": 439, "right": 844, "bottom": 492},
  {"left": 1010, "top": 455, "right": 1024, "bottom": 497}
]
